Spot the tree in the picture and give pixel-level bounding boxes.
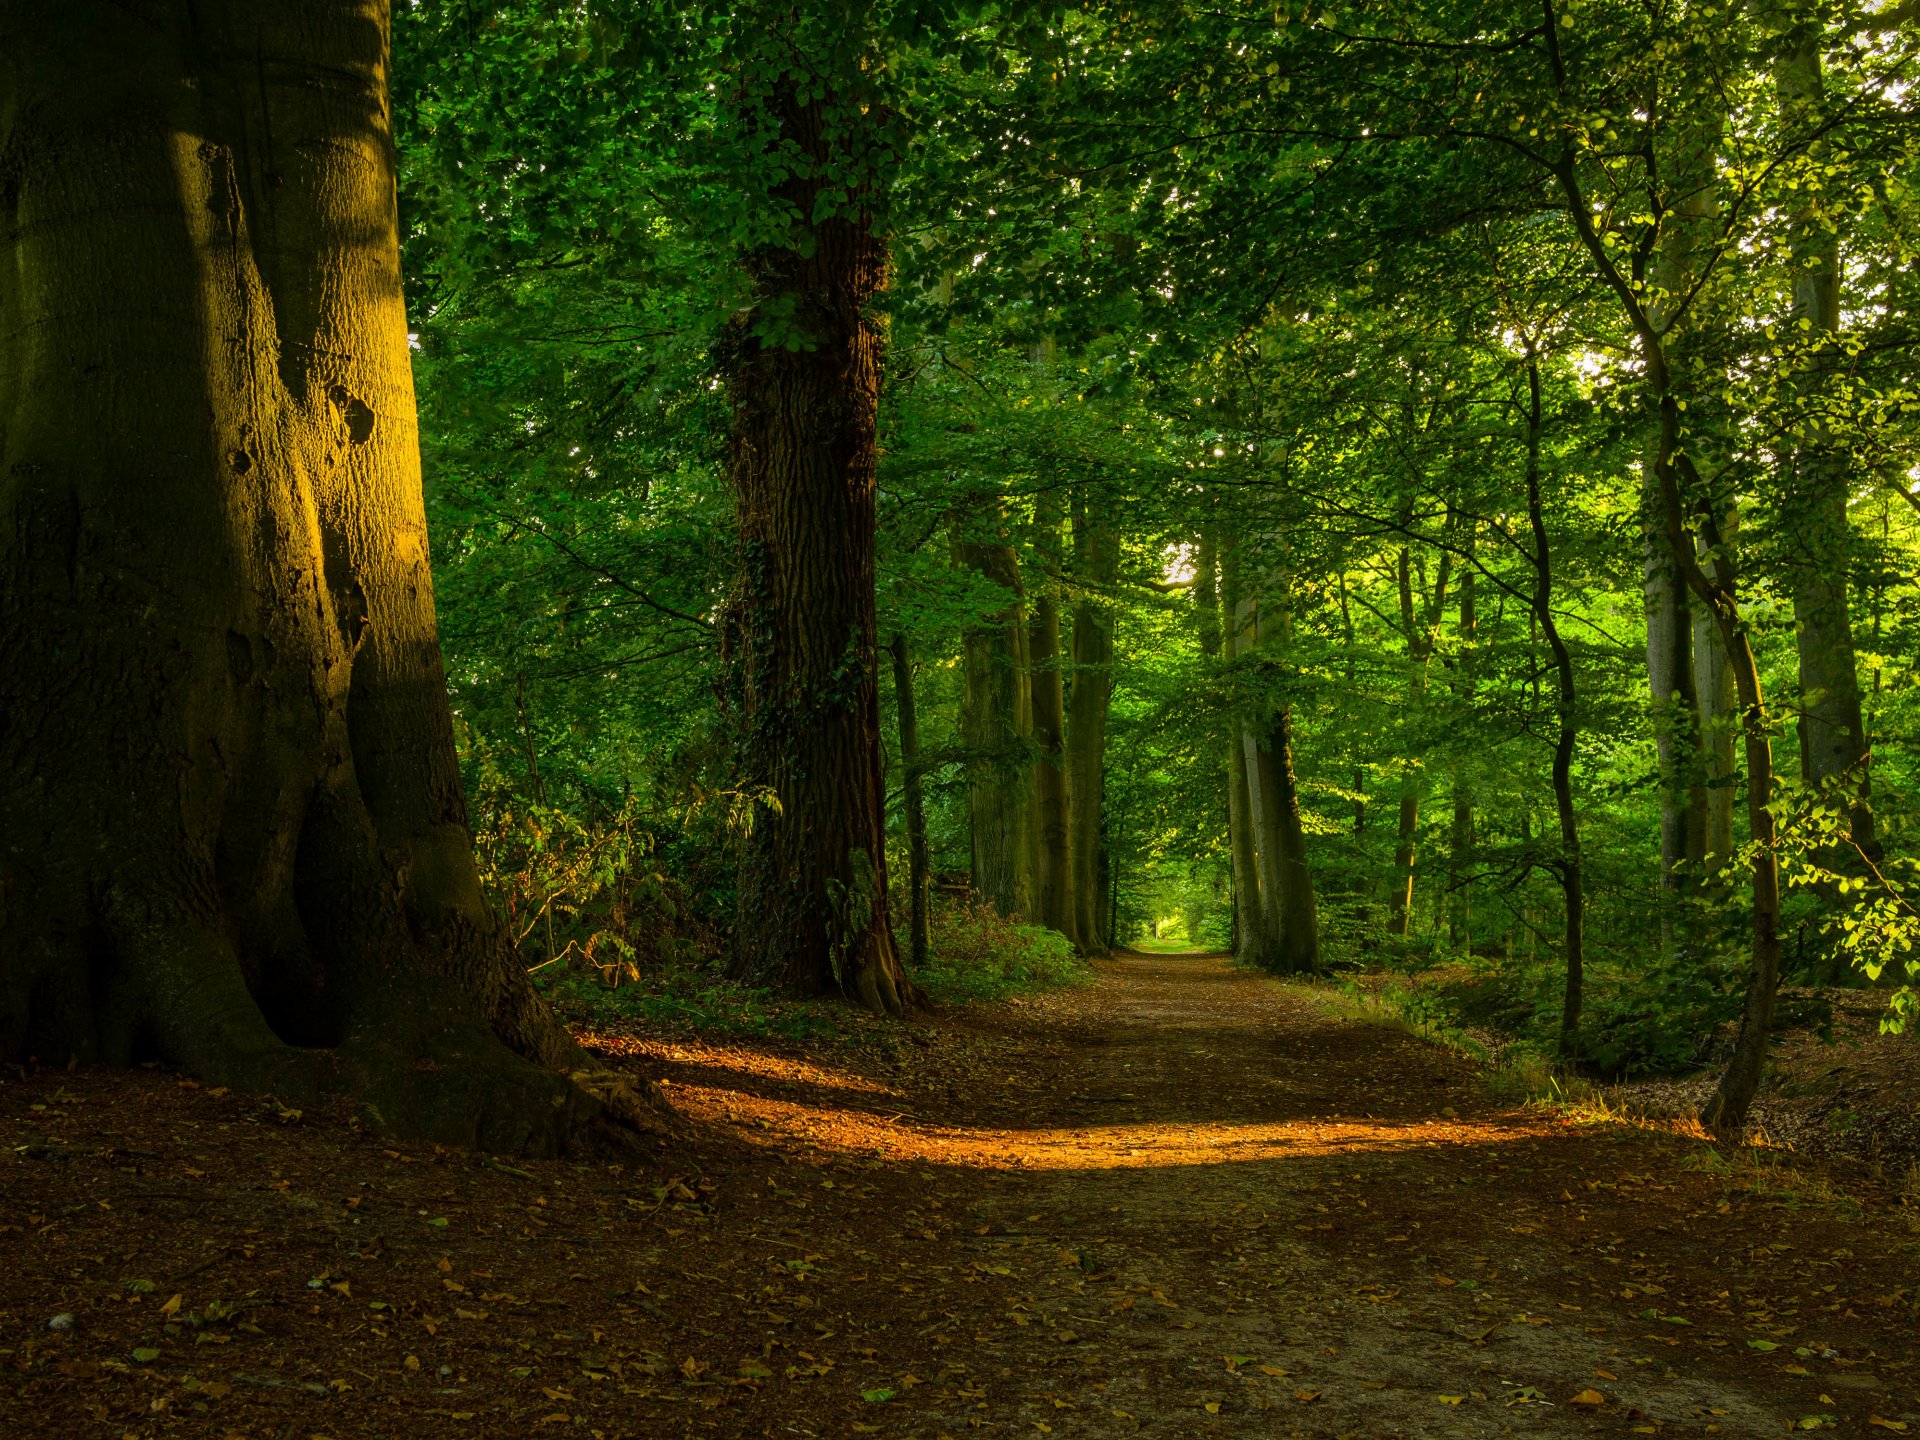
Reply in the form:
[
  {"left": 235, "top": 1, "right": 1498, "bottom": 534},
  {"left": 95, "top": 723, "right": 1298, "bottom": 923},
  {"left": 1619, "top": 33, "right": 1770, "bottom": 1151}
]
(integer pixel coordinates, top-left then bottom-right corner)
[{"left": 0, "top": 0, "right": 652, "bottom": 1152}]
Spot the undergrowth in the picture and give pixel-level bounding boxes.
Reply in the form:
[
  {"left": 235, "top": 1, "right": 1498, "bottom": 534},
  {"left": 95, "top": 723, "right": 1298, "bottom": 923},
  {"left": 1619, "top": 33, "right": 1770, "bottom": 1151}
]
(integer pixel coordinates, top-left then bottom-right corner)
[
  {"left": 539, "top": 967, "right": 844, "bottom": 1040},
  {"left": 907, "top": 898, "right": 1088, "bottom": 1004}
]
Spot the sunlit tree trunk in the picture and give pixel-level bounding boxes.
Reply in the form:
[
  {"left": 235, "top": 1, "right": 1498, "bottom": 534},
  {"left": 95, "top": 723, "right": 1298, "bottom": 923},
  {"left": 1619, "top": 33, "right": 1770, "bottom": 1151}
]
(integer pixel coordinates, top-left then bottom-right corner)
[
  {"left": 724, "top": 76, "right": 909, "bottom": 1015},
  {"left": 0, "top": 0, "right": 656, "bottom": 1152}
]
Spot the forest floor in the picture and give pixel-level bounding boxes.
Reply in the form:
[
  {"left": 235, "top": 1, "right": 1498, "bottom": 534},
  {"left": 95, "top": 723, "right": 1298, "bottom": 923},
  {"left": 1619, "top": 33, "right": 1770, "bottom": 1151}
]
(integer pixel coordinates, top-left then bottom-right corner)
[{"left": 6, "top": 952, "right": 1920, "bottom": 1440}]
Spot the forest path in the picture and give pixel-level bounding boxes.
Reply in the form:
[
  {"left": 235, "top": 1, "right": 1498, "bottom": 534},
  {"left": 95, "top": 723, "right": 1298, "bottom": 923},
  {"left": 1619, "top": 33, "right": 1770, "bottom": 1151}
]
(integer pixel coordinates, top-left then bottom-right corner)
[
  {"left": 620, "top": 951, "right": 1920, "bottom": 1438},
  {"left": 5, "top": 954, "right": 1919, "bottom": 1440}
]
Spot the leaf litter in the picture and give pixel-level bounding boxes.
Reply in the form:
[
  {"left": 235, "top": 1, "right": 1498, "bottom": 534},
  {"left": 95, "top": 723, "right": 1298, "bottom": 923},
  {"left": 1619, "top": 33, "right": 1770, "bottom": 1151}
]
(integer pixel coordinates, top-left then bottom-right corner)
[{"left": 3, "top": 951, "right": 1919, "bottom": 1437}]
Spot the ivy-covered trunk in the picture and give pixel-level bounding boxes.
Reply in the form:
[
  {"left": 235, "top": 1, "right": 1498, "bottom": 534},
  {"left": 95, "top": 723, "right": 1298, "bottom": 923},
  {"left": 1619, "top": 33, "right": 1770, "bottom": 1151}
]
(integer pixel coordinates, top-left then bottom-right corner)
[
  {"left": 723, "top": 81, "right": 909, "bottom": 1015},
  {"left": 0, "top": 0, "right": 654, "bottom": 1153}
]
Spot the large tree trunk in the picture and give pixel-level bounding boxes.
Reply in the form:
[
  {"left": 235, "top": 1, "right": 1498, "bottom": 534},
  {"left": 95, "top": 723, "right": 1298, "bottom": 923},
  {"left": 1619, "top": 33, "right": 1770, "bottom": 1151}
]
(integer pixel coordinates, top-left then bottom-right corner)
[
  {"left": 1028, "top": 493, "right": 1076, "bottom": 942},
  {"left": 1066, "top": 504, "right": 1117, "bottom": 954},
  {"left": 723, "top": 78, "right": 909, "bottom": 1015},
  {"left": 1641, "top": 108, "right": 1722, "bottom": 937},
  {"left": 1232, "top": 541, "right": 1320, "bottom": 974},
  {"left": 1779, "top": 30, "right": 1877, "bottom": 864},
  {"left": 0, "top": 0, "right": 655, "bottom": 1153},
  {"left": 956, "top": 533, "right": 1033, "bottom": 920},
  {"left": 1203, "top": 536, "right": 1264, "bottom": 955},
  {"left": 889, "top": 634, "right": 931, "bottom": 972}
]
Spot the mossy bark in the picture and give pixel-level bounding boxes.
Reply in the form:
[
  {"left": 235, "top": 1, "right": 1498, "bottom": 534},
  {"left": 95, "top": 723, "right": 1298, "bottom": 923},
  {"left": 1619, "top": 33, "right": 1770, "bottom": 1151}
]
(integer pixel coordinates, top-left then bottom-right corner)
[{"left": 0, "top": 0, "right": 658, "bottom": 1153}]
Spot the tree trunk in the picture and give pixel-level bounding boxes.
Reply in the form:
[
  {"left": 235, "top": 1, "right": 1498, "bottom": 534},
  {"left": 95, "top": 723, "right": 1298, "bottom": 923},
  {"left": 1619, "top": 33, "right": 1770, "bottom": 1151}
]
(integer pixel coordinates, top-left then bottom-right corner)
[
  {"left": 1521, "top": 358, "right": 1586, "bottom": 1061},
  {"left": 889, "top": 633, "right": 930, "bottom": 972},
  {"left": 1449, "top": 553, "right": 1477, "bottom": 949},
  {"left": 956, "top": 534, "right": 1033, "bottom": 919},
  {"left": 1779, "top": 31, "right": 1877, "bottom": 863},
  {"left": 1694, "top": 514, "right": 1740, "bottom": 870},
  {"left": 722, "top": 78, "right": 908, "bottom": 1015},
  {"left": 1028, "top": 493, "right": 1075, "bottom": 942},
  {"left": 1233, "top": 543, "right": 1320, "bottom": 974},
  {"left": 1640, "top": 108, "right": 1722, "bottom": 936},
  {"left": 0, "top": 0, "right": 656, "bottom": 1153},
  {"left": 1208, "top": 537, "right": 1264, "bottom": 957},
  {"left": 1066, "top": 504, "right": 1117, "bottom": 954},
  {"left": 1387, "top": 543, "right": 1452, "bottom": 937}
]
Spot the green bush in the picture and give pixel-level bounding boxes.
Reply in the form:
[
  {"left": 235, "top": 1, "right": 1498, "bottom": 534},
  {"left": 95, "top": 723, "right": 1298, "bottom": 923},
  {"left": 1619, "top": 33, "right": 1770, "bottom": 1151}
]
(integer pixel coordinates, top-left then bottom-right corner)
[{"left": 908, "top": 899, "right": 1088, "bottom": 1003}]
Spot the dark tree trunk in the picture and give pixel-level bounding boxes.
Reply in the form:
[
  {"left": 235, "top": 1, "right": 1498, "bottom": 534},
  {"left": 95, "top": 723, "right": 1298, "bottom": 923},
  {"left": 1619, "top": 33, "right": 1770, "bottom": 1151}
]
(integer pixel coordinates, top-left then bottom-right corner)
[
  {"left": 1066, "top": 505, "right": 1117, "bottom": 953},
  {"left": 1387, "top": 542, "right": 1451, "bottom": 937},
  {"left": 1449, "top": 554, "right": 1477, "bottom": 948},
  {"left": 1028, "top": 493, "right": 1075, "bottom": 943},
  {"left": 955, "top": 533, "right": 1033, "bottom": 920},
  {"left": 889, "top": 634, "right": 930, "bottom": 972},
  {"left": 0, "top": 0, "right": 657, "bottom": 1153},
  {"left": 1521, "top": 358, "right": 1586, "bottom": 1061},
  {"left": 722, "top": 81, "right": 909, "bottom": 1015}
]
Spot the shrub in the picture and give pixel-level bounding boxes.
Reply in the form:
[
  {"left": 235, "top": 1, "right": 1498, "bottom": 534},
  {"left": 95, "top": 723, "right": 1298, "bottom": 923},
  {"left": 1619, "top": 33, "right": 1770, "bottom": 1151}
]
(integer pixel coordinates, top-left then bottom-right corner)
[{"left": 908, "top": 898, "right": 1088, "bottom": 1003}]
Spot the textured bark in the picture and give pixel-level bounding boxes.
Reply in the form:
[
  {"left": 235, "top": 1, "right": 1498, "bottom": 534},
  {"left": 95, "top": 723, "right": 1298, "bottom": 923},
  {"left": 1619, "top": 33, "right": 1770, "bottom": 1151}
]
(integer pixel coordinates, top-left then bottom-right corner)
[
  {"left": 1232, "top": 543, "right": 1320, "bottom": 974},
  {"left": 0, "top": 0, "right": 655, "bottom": 1153},
  {"left": 1066, "top": 505, "right": 1117, "bottom": 954},
  {"left": 723, "top": 80, "right": 909, "bottom": 1015},
  {"left": 1779, "top": 32, "right": 1877, "bottom": 861},
  {"left": 889, "top": 634, "right": 930, "bottom": 972},
  {"left": 1221, "top": 541, "right": 1267, "bottom": 960},
  {"left": 956, "top": 534, "right": 1033, "bottom": 920},
  {"left": 1027, "top": 493, "right": 1075, "bottom": 942}
]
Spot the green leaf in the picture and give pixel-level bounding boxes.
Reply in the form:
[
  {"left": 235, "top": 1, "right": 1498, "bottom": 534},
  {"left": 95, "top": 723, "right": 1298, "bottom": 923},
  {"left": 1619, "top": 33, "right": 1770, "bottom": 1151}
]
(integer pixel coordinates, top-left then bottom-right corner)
[{"left": 861, "top": 1388, "right": 897, "bottom": 1403}]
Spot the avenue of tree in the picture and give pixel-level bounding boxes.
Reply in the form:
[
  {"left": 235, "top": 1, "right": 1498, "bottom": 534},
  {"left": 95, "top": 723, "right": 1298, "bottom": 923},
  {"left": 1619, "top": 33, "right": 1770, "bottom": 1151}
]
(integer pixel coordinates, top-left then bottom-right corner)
[{"left": 2, "top": 0, "right": 1916, "bottom": 1148}]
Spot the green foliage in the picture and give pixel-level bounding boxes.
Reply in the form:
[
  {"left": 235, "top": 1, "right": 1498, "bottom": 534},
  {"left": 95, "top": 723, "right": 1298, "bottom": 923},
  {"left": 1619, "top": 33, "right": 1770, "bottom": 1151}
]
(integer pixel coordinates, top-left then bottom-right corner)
[{"left": 908, "top": 900, "right": 1088, "bottom": 1004}]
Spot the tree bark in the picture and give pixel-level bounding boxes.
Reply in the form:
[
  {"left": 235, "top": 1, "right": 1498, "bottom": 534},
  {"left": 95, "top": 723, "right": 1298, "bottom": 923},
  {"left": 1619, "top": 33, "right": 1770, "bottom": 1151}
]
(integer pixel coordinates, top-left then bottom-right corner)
[
  {"left": 889, "top": 633, "right": 930, "bottom": 972},
  {"left": 1521, "top": 357, "right": 1586, "bottom": 1061},
  {"left": 955, "top": 533, "right": 1033, "bottom": 920},
  {"left": 1028, "top": 492, "right": 1075, "bottom": 942},
  {"left": 722, "top": 76, "right": 909, "bottom": 1015},
  {"left": 1448, "top": 547, "right": 1478, "bottom": 949},
  {"left": 1779, "top": 29, "right": 1877, "bottom": 863},
  {"left": 1066, "top": 503, "right": 1117, "bottom": 954},
  {"left": 0, "top": 0, "right": 656, "bottom": 1153},
  {"left": 1694, "top": 514, "right": 1740, "bottom": 870},
  {"left": 1233, "top": 540, "right": 1320, "bottom": 974},
  {"left": 1387, "top": 542, "right": 1452, "bottom": 937},
  {"left": 1221, "top": 537, "right": 1267, "bottom": 952}
]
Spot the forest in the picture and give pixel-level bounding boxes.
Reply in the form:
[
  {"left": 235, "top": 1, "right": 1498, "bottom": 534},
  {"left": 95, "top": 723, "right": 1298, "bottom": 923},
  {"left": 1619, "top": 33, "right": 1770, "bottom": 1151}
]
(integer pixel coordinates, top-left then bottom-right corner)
[{"left": 4, "top": 1, "right": 1920, "bottom": 1437}]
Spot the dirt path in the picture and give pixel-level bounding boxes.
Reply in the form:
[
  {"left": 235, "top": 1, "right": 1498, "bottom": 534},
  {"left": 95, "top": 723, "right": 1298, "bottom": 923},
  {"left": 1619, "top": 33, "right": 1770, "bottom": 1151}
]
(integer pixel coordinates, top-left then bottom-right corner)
[{"left": 5, "top": 953, "right": 1919, "bottom": 1439}]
